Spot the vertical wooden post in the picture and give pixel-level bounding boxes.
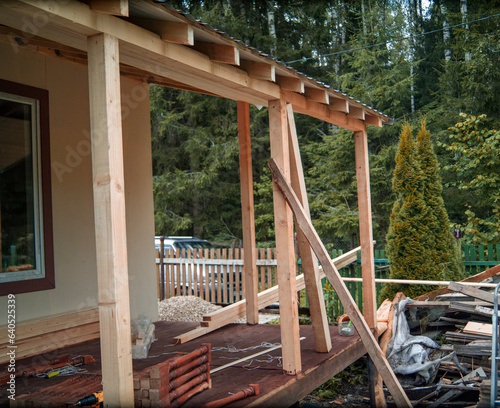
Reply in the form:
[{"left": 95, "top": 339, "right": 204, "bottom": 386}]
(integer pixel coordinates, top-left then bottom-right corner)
[
  {"left": 269, "top": 98, "right": 301, "bottom": 375},
  {"left": 286, "top": 104, "right": 331, "bottom": 353},
  {"left": 354, "top": 127, "right": 386, "bottom": 407},
  {"left": 237, "top": 101, "right": 259, "bottom": 324},
  {"left": 87, "top": 33, "right": 134, "bottom": 407}
]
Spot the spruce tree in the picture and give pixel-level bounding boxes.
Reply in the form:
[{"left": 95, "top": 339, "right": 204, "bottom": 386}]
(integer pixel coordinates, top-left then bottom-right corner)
[
  {"left": 416, "top": 119, "right": 464, "bottom": 281},
  {"left": 381, "top": 123, "right": 435, "bottom": 300}
]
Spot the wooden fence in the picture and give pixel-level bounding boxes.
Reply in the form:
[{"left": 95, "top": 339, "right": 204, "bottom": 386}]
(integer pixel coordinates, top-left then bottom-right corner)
[
  {"left": 156, "top": 248, "right": 278, "bottom": 304},
  {"left": 156, "top": 245, "right": 500, "bottom": 318}
]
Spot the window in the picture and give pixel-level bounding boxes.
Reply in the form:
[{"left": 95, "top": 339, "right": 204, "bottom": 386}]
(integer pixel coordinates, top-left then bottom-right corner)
[{"left": 0, "top": 79, "right": 54, "bottom": 295}]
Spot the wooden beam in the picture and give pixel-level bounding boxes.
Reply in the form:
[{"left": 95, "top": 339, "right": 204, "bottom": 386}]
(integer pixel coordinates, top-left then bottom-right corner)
[
  {"left": 348, "top": 105, "right": 366, "bottom": 120},
  {"left": 282, "top": 91, "right": 365, "bottom": 132},
  {"left": 90, "top": 0, "right": 129, "bottom": 16},
  {"left": 0, "top": 1, "right": 278, "bottom": 106},
  {"left": 87, "top": 33, "right": 134, "bottom": 407},
  {"left": 354, "top": 128, "right": 376, "bottom": 329},
  {"left": 269, "top": 98, "right": 302, "bottom": 375},
  {"left": 237, "top": 101, "right": 259, "bottom": 325},
  {"left": 267, "top": 159, "right": 412, "bottom": 407},
  {"left": 354, "top": 127, "right": 385, "bottom": 408},
  {"left": 304, "top": 88, "right": 329, "bottom": 104},
  {"left": 193, "top": 41, "right": 240, "bottom": 65},
  {"left": 239, "top": 60, "right": 276, "bottom": 82},
  {"left": 329, "top": 98, "right": 349, "bottom": 113},
  {"left": 276, "top": 76, "right": 305, "bottom": 93},
  {"left": 364, "top": 113, "right": 383, "bottom": 128},
  {"left": 128, "top": 19, "right": 194, "bottom": 45},
  {"left": 287, "top": 103, "right": 331, "bottom": 353},
  {"left": 448, "top": 282, "right": 495, "bottom": 304}
]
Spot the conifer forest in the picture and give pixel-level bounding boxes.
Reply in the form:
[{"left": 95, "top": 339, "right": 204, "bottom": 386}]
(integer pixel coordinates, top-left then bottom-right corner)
[{"left": 151, "top": 0, "right": 500, "bottom": 253}]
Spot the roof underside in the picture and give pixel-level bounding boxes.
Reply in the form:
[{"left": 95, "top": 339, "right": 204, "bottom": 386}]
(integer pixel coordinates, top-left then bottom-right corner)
[{"left": 0, "top": 0, "right": 392, "bottom": 131}]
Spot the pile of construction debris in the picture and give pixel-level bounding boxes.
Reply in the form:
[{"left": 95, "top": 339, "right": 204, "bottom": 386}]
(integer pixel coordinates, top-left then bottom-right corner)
[{"left": 382, "top": 273, "right": 500, "bottom": 407}]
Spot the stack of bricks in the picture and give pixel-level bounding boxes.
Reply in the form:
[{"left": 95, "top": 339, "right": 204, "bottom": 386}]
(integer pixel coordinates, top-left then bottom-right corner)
[{"left": 135, "top": 343, "right": 212, "bottom": 407}]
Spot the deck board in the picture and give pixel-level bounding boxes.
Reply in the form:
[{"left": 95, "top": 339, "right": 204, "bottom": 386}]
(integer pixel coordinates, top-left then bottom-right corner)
[{"left": 0, "top": 321, "right": 365, "bottom": 407}]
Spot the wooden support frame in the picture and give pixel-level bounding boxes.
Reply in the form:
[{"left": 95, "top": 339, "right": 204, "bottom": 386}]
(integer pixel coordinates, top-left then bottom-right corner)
[
  {"left": 304, "top": 88, "right": 329, "bottom": 104},
  {"left": 268, "top": 158, "right": 411, "bottom": 407},
  {"left": 87, "top": 33, "right": 134, "bottom": 406},
  {"left": 128, "top": 19, "right": 194, "bottom": 45},
  {"left": 193, "top": 42, "right": 240, "bottom": 65},
  {"left": 276, "top": 76, "right": 305, "bottom": 93},
  {"left": 90, "top": 0, "right": 129, "bottom": 16},
  {"left": 286, "top": 104, "right": 331, "bottom": 353},
  {"left": 237, "top": 101, "right": 259, "bottom": 324},
  {"left": 269, "top": 98, "right": 302, "bottom": 375},
  {"left": 239, "top": 60, "right": 276, "bottom": 82}
]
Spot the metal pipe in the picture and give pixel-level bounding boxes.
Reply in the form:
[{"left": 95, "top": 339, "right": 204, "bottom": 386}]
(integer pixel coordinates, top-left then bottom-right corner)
[{"left": 200, "top": 383, "right": 259, "bottom": 408}]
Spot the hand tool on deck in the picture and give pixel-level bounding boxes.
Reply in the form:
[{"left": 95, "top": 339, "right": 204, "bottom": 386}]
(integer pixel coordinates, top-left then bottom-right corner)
[
  {"left": 200, "top": 383, "right": 259, "bottom": 408},
  {"left": 75, "top": 390, "right": 103, "bottom": 407}
]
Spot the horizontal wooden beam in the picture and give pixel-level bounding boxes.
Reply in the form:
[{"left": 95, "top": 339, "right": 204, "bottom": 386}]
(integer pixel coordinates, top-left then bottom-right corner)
[
  {"left": 348, "top": 105, "right": 365, "bottom": 120},
  {"left": 0, "top": 1, "right": 278, "bottom": 106},
  {"left": 239, "top": 60, "right": 276, "bottom": 82},
  {"left": 172, "top": 248, "right": 359, "bottom": 343},
  {"left": 128, "top": 18, "right": 194, "bottom": 45},
  {"left": 90, "top": 0, "right": 129, "bottom": 16},
  {"left": 283, "top": 90, "right": 365, "bottom": 131},
  {"left": 329, "top": 98, "right": 349, "bottom": 113},
  {"left": 276, "top": 75, "right": 304, "bottom": 93},
  {"left": 193, "top": 41, "right": 240, "bottom": 65},
  {"left": 364, "top": 113, "right": 383, "bottom": 127},
  {"left": 304, "top": 87, "right": 329, "bottom": 104}
]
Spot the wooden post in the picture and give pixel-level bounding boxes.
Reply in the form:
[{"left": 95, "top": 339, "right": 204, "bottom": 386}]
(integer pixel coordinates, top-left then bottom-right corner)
[
  {"left": 87, "top": 33, "right": 134, "bottom": 407},
  {"left": 268, "top": 158, "right": 411, "bottom": 407},
  {"left": 354, "top": 128, "right": 385, "bottom": 407},
  {"left": 354, "top": 128, "right": 376, "bottom": 328},
  {"left": 237, "top": 101, "right": 259, "bottom": 324},
  {"left": 268, "top": 98, "right": 302, "bottom": 375},
  {"left": 286, "top": 104, "right": 331, "bottom": 353}
]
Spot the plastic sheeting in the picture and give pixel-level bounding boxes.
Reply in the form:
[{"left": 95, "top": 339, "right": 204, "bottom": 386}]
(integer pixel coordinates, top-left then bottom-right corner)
[{"left": 386, "top": 298, "right": 465, "bottom": 386}]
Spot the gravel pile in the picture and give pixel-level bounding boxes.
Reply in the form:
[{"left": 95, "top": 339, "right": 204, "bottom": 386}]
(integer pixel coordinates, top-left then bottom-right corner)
[{"left": 158, "top": 296, "right": 222, "bottom": 322}]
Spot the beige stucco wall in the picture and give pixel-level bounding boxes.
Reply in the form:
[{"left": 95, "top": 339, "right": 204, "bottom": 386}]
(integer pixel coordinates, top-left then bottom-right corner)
[{"left": 0, "top": 42, "right": 158, "bottom": 325}]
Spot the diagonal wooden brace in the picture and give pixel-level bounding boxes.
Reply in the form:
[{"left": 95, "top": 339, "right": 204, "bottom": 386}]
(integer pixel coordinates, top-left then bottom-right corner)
[{"left": 267, "top": 158, "right": 412, "bottom": 408}]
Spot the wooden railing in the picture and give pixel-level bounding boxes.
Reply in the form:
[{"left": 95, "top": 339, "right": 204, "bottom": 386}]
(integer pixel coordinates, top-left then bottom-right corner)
[{"left": 156, "top": 248, "right": 278, "bottom": 304}]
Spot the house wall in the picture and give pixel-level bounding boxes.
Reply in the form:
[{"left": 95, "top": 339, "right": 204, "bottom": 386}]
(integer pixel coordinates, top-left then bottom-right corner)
[{"left": 0, "top": 42, "right": 158, "bottom": 325}]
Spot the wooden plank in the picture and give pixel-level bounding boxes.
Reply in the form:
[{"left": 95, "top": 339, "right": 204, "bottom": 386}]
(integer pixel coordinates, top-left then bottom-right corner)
[
  {"left": 269, "top": 98, "right": 302, "bottom": 375},
  {"left": 173, "top": 249, "right": 359, "bottom": 344},
  {"left": 287, "top": 103, "right": 331, "bottom": 353},
  {"left": 87, "top": 32, "right": 134, "bottom": 407},
  {"left": 239, "top": 60, "right": 275, "bottom": 82},
  {"left": 348, "top": 106, "right": 365, "bottom": 120},
  {"left": 0, "top": 308, "right": 99, "bottom": 343},
  {"left": 364, "top": 113, "right": 383, "bottom": 128},
  {"left": 267, "top": 158, "right": 411, "bottom": 407},
  {"left": 448, "top": 282, "right": 495, "bottom": 304},
  {"left": 90, "top": 0, "right": 129, "bottom": 16},
  {"left": 463, "top": 321, "right": 492, "bottom": 337},
  {"left": 276, "top": 76, "right": 304, "bottom": 93},
  {"left": 216, "top": 248, "right": 222, "bottom": 303},
  {"left": 238, "top": 101, "right": 258, "bottom": 323},
  {"left": 354, "top": 128, "right": 377, "bottom": 330},
  {"left": 267, "top": 248, "right": 273, "bottom": 287},
  {"left": 304, "top": 88, "right": 329, "bottom": 104},
  {"left": 128, "top": 18, "right": 194, "bottom": 45},
  {"left": 329, "top": 98, "right": 349, "bottom": 113},
  {"left": 204, "top": 249, "right": 210, "bottom": 301},
  {"left": 192, "top": 41, "right": 240, "bottom": 65},
  {"left": 259, "top": 248, "right": 266, "bottom": 291}
]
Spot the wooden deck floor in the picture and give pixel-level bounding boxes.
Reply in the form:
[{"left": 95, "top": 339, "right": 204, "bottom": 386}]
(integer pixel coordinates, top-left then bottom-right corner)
[{"left": 1, "top": 321, "right": 366, "bottom": 407}]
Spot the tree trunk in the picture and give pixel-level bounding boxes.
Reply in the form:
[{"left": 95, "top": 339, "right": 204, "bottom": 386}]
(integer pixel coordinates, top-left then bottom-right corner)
[
  {"left": 267, "top": 0, "right": 277, "bottom": 55},
  {"left": 461, "top": 0, "right": 471, "bottom": 62},
  {"left": 441, "top": 3, "right": 452, "bottom": 62},
  {"left": 408, "top": 0, "right": 416, "bottom": 113}
]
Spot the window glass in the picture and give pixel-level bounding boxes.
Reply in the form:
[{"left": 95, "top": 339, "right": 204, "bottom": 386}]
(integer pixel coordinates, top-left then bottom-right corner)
[{"left": 0, "top": 84, "right": 50, "bottom": 292}]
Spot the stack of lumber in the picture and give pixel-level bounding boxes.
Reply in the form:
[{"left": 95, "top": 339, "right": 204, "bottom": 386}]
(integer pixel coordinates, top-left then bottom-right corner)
[
  {"left": 135, "top": 343, "right": 212, "bottom": 407},
  {"left": 0, "top": 308, "right": 99, "bottom": 364}
]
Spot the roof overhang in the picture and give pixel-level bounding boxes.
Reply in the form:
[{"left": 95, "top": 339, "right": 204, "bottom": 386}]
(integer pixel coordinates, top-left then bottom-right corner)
[{"left": 0, "top": 0, "right": 392, "bottom": 132}]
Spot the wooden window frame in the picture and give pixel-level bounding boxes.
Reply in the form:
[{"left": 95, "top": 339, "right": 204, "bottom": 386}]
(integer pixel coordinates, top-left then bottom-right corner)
[{"left": 0, "top": 79, "right": 55, "bottom": 296}]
